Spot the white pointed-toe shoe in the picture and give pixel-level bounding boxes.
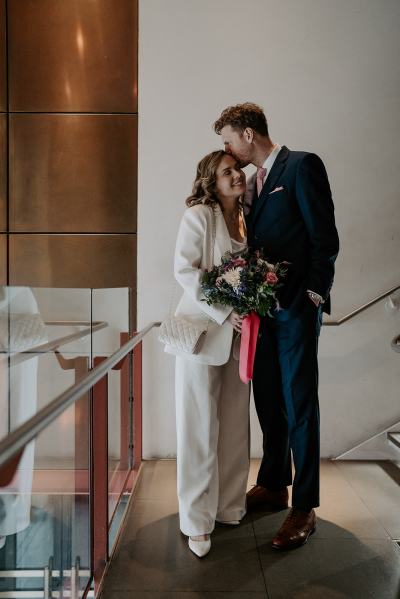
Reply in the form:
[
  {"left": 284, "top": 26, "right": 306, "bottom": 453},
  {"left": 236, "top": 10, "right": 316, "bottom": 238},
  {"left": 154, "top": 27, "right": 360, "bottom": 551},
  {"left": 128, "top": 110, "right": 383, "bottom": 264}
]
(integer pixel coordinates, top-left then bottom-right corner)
[
  {"left": 188, "top": 535, "right": 211, "bottom": 558},
  {"left": 216, "top": 519, "right": 240, "bottom": 525}
]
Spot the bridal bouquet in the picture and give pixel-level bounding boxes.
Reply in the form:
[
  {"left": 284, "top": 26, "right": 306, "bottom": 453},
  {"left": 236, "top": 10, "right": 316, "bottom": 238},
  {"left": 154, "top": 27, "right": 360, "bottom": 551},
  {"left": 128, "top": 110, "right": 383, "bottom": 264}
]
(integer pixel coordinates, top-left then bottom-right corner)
[
  {"left": 201, "top": 249, "right": 287, "bottom": 383},
  {"left": 201, "top": 248, "right": 287, "bottom": 317}
]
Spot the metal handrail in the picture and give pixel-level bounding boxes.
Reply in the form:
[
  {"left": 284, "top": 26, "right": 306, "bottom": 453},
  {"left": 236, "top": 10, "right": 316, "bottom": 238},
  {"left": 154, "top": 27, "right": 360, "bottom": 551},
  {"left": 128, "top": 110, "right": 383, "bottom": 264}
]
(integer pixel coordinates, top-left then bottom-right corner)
[
  {"left": 391, "top": 333, "right": 400, "bottom": 353},
  {"left": 7, "top": 320, "right": 108, "bottom": 367},
  {"left": 324, "top": 284, "right": 400, "bottom": 325},
  {"left": 333, "top": 417, "right": 400, "bottom": 460},
  {"left": 327, "top": 285, "right": 400, "bottom": 457},
  {"left": 0, "top": 321, "right": 161, "bottom": 468}
]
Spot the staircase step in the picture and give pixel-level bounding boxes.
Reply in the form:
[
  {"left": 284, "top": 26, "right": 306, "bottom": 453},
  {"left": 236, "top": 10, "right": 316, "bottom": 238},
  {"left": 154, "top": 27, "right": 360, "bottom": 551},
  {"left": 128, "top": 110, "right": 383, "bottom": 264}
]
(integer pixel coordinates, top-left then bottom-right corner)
[{"left": 387, "top": 432, "right": 400, "bottom": 450}]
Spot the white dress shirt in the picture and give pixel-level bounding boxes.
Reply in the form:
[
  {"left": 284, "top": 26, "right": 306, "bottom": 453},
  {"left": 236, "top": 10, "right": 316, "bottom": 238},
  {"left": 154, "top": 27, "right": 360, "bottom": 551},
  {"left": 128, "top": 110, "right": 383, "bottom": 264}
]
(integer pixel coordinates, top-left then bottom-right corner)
[{"left": 259, "top": 144, "right": 282, "bottom": 186}]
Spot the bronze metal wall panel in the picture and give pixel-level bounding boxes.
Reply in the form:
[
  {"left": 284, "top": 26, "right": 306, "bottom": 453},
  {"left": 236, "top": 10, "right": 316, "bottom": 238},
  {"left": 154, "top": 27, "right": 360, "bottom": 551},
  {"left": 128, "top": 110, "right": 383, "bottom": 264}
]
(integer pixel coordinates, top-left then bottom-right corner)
[
  {"left": 0, "top": 114, "right": 6, "bottom": 231},
  {"left": 0, "top": 234, "right": 6, "bottom": 283},
  {"left": 10, "top": 234, "right": 136, "bottom": 288},
  {"left": 0, "top": 0, "right": 5, "bottom": 112},
  {"left": 8, "top": 0, "right": 138, "bottom": 113},
  {"left": 10, "top": 114, "right": 137, "bottom": 233}
]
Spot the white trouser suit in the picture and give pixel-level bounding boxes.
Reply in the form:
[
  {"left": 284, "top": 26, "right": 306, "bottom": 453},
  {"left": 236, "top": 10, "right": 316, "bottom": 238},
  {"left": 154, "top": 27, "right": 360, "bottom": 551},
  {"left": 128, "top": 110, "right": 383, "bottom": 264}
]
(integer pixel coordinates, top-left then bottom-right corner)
[{"left": 165, "top": 205, "right": 250, "bottom": 536}]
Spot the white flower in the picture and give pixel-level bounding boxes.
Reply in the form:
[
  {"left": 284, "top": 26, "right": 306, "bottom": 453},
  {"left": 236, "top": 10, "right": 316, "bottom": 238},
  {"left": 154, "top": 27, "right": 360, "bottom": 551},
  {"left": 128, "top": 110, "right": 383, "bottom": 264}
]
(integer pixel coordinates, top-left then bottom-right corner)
[
  {"left": 221, "top": 267, "right": 242, "bottom": 290},
  {"left": 257, "top": 258, "right": 274, "bottom": 270}
]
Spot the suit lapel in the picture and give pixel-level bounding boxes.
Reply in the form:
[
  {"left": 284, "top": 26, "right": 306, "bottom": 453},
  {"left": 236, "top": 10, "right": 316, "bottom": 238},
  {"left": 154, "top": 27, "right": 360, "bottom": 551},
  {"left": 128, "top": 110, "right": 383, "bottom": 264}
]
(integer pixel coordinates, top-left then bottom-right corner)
[
  {"left": 252, "top": 146, "right": 290, "bottom": 223},
  {"left": 214, "top": 206, "right": 232, "bottom": 262}
]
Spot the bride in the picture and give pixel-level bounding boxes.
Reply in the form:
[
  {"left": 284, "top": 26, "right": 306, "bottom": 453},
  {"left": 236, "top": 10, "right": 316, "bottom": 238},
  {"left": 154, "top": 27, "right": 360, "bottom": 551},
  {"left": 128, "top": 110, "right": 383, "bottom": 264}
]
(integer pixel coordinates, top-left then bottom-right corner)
[{"left": 165, "top": 150, "right": 250, "bottom": 557}]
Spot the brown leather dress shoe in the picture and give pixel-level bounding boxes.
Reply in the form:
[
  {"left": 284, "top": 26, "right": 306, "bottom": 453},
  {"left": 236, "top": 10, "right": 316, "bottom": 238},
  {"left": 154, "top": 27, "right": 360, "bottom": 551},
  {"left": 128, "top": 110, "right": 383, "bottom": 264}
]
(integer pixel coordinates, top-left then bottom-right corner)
[
  {"left": 272, "top": 508, "right": 316, "bottom": 550},
  {"left": 246, "top": 485, "right": 289, "bottom": 511}
]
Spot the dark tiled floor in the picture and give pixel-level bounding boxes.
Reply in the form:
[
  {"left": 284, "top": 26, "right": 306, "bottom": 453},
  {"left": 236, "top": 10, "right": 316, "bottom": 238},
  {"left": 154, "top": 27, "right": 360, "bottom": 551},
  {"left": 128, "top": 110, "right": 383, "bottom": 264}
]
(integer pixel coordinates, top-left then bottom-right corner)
[{"left": 100, "top": 460, "right": 400, "bottom": 598}]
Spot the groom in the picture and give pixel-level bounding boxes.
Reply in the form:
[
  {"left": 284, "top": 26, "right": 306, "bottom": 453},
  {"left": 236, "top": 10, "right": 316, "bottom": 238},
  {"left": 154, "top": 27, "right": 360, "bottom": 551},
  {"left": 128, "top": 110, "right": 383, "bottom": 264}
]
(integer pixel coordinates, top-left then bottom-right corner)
[{"left": 214, "top": 103, "right": 339, "bottom": 550}]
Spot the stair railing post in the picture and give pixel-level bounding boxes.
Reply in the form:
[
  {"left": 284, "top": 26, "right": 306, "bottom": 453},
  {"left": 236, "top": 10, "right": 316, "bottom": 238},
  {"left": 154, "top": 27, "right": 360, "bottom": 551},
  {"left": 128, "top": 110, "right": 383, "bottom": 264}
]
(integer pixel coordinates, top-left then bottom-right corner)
[{"left": 91, "top": 358, "right": 109, "bottom": 593}]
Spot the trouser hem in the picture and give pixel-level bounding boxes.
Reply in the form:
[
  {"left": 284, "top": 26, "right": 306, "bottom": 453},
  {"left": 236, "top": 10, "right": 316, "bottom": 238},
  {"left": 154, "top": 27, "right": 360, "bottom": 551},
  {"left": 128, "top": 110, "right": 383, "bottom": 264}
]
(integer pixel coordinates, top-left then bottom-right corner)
[
  {"left": 256, "top": 479, "right": 291, "bottom": 492},
  {"left": 291, "top": 502, "right": 320, "bottom": 511},
  {"left": 216, "top": 508, "right": 246, "bottom": 522},
  {"left": 180, "top": 526, "right": 215, "bottom": 537}
]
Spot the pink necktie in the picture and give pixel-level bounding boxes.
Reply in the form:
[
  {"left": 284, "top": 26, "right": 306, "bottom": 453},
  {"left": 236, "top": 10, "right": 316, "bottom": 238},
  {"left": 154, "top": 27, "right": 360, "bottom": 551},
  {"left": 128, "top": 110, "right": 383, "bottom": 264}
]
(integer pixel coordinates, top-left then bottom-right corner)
[{"left": 256, "top": 167, "right": 267, "bottom": 196}]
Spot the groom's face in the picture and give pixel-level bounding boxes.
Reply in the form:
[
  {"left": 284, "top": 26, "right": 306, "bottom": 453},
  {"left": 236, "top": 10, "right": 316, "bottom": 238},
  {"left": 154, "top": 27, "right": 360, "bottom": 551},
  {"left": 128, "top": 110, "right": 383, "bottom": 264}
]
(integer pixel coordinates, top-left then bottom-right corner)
[{"left": 220, "top": 125, "right": 252, "bottom": 167}]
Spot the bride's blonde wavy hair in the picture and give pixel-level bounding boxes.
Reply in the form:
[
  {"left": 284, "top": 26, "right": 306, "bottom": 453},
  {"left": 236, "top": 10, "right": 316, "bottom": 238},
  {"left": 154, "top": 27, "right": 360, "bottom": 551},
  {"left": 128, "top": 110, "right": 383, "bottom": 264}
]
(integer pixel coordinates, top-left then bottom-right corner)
[{"left": 186, "top": 150, "right": 228, "bottom": 209}]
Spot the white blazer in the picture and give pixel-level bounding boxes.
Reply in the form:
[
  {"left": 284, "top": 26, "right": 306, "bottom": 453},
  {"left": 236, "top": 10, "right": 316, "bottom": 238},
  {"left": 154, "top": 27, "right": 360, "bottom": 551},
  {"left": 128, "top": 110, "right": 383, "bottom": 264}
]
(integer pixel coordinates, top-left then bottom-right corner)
[{"left": 165, "top": 204, "right": 234, "bottom": 365}]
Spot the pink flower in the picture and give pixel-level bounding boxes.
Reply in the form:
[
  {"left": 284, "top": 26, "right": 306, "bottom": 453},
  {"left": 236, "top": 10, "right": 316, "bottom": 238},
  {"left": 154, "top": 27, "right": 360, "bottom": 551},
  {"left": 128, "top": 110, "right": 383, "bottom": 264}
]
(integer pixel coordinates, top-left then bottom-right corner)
[
  {"left": 233, "top": 258, "right": 246, "bottom": 267},
  {"left": 266, "top": 272, "right": 278, "bottom": 285}
]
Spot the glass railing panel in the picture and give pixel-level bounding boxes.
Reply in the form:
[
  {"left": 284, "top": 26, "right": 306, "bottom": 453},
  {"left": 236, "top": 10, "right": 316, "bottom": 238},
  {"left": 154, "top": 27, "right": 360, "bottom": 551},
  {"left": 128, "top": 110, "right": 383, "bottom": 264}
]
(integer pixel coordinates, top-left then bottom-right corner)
[
  {"left": 91, "top": 287, "right": 130, "bottom": 356},
  {"left": 0, "top": 284, "right": 137, "bottom": 592},
  {"left": 0, "top": 354, "right": 8, "bottom": 447},
  {"left": 106, "top": 366, "right": 131, "bottom": 529},
  {"left": 91, "top": 288, "right": 131, "bottom": 549},
  {"left": 0, "top": 400, "right": 90, "bottom": 598},
  {"left": 0, "top": 287, "right": 93, "bottom": 444}
]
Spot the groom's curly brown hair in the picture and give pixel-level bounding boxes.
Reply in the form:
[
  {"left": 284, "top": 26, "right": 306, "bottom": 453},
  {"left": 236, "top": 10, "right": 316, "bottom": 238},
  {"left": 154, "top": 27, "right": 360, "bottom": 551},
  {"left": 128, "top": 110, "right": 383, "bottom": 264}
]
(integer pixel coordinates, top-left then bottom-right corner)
[{"left": 213, "top": 102, "right": 269, "bottom": 137}]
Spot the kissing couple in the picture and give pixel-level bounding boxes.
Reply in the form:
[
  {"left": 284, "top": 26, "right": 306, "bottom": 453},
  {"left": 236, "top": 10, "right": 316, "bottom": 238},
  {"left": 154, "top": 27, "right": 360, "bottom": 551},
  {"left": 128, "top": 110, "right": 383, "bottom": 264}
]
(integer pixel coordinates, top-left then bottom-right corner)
[{"left": 163, "top": 102, "right": 339, "bottom": 557}]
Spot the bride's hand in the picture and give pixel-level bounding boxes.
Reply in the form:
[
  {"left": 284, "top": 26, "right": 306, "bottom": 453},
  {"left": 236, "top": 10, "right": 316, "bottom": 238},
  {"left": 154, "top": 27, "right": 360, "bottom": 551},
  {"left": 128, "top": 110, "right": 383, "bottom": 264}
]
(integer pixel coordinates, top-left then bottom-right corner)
[{"left": 228, "top": 311, "right": 244, "bottom": 333}]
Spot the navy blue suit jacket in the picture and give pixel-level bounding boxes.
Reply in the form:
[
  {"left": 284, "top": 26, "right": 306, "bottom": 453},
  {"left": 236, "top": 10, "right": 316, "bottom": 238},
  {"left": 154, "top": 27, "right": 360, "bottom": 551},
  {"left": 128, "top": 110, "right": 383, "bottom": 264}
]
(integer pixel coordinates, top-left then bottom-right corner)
[{"left": 246, "top": 146, "right": 339, "bottom": 318}]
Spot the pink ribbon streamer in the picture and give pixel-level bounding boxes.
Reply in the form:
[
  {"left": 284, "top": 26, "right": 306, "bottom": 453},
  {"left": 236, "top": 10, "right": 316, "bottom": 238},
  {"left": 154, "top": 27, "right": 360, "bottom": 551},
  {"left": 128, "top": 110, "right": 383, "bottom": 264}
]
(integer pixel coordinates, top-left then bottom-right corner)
[{"left": 239, "top": 312, "right": 261, "bottom": 384}]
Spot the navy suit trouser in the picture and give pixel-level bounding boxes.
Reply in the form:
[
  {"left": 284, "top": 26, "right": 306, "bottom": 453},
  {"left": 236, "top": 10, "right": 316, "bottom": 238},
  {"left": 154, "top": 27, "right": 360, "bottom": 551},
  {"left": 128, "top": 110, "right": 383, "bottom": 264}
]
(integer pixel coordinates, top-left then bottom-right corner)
[{"left": 252, "top": 300, "right": 323, "bottom": 510}]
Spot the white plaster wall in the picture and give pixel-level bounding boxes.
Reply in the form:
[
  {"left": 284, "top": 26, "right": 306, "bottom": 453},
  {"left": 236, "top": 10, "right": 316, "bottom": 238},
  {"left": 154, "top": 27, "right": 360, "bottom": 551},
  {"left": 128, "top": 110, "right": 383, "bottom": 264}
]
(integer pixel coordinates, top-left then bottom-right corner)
[{"left": 138, "top": 0, "right": 400, "bottom": 458}]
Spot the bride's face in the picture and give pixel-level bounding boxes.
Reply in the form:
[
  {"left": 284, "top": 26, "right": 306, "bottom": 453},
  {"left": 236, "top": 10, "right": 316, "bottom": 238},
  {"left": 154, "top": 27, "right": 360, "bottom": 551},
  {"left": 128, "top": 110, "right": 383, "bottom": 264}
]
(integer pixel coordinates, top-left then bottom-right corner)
[{"left": 215, "top": 155, "right": 246, "bottom": 202}]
